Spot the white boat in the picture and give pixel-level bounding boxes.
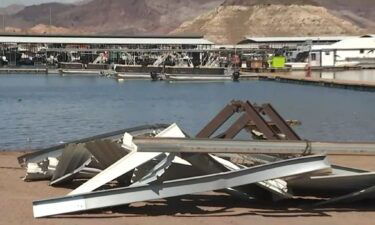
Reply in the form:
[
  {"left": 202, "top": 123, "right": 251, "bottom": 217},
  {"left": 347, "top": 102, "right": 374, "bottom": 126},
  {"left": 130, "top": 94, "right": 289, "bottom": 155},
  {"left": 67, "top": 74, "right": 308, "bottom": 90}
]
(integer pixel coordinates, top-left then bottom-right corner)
[
  {"left": 116, "top": 73, "right": 150, "bottom": 79},
  {"left": 165, "top": 74, "right": 233, "bottom": 82},
  {"left": 285, "top": 62, "right": 308, "bottom": 70},
  {"left": 335, "top": 61, "right": 361, "bottom": 68},
  {"left": 60, "top": 69, "right": 102, "bottom": 75},
  {"left": 100, "top": 70, "right": 118, "bottom": 78}
]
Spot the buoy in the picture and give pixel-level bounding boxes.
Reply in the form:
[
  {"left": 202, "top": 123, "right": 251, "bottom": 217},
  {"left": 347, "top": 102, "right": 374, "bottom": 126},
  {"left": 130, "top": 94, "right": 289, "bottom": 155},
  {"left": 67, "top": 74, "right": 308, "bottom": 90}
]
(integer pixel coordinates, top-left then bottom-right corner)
[
  {"left": 232, "top": 71, "right": 240, "bottom": 81},
  {"left": 150, "top": 71, "right": 159, "bottom": 81}
]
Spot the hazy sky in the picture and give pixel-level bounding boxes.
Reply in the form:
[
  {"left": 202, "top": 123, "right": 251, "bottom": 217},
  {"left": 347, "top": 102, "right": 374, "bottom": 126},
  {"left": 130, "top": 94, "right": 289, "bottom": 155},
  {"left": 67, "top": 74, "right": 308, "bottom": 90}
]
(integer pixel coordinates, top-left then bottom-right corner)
[{"left": 0, "top": 0, "right": 79, "bottom": 7}]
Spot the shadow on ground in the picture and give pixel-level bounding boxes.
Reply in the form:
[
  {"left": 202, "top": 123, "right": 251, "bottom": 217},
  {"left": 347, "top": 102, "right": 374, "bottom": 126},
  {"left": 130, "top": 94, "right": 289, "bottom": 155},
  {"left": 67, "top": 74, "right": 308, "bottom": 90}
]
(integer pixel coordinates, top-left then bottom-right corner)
[{"left": 52, "top": 193, "right": 375, "bottom": 219}]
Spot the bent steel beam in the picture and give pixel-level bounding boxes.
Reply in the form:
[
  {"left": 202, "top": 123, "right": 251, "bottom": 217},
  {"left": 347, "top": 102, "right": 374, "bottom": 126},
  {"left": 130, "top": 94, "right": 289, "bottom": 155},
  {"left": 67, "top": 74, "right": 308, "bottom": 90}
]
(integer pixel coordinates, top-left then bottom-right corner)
[
  {"left": 261, "top": 104, "right": 300, "bottom": 140},
  {"left": 222, "top": 113, "right": 251, "bottom": 139},
  {"left": 243, "top": 101, "right": 280, "bottom": 140},
  {"left": 33, "top": 155, "right": 330, "bottom": 218},
  {"left": 314, "top": 185, "right": 375, "bottom": 207},
  {"left": 133, "top": 138, "right": 375, "bottom": 155},
  {"left": 196, "top": 103, "right": 237, "bottom": 138},
  {"left": 288, "top": 167, "right": 375, "bottom": 197}
]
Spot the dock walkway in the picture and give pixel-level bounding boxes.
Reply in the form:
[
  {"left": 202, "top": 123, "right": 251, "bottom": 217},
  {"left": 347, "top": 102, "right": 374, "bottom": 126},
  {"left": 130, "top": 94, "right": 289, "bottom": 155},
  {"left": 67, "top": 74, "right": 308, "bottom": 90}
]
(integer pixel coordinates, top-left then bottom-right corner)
[
  {"left": 240, "top": 73, "right": 375, "bottom": 92},
  {"left": 0, "top": 68, "right": 48, "bottom": 74}
]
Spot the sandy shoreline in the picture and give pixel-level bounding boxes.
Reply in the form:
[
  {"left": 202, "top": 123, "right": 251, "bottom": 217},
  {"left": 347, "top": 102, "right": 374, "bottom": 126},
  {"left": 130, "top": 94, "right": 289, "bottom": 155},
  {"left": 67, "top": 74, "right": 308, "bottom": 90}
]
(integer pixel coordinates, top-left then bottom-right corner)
[{"left": 1, "top": 151, "right": 374, "bottom": 225}]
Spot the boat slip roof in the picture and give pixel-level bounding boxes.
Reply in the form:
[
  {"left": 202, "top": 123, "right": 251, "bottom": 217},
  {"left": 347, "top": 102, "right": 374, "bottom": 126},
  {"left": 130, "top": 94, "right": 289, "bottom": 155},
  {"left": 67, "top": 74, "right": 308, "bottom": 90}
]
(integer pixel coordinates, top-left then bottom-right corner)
[
  {"left": 0, "top": 34, "right": 213, "bottom": 45},
  {"left": 239, "top": 36, "right": 357, "bottom": 44}
]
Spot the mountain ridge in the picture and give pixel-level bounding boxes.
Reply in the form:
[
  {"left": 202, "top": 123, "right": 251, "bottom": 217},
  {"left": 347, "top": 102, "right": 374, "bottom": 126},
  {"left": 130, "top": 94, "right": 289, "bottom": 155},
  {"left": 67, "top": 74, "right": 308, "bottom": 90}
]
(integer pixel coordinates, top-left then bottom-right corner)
[
  {"left": 1, "top": 0, "right": 373, "bottom": 44},
  {"left": 171, "top": 4, "right": 363, "bottom": 44}
]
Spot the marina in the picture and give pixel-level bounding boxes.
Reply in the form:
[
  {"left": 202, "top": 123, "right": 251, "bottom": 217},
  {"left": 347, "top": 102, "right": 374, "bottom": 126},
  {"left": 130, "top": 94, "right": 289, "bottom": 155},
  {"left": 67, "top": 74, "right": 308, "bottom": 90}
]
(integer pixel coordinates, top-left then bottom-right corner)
[{"left": 0, "top": 33, "right": 374, "bottom": 91}]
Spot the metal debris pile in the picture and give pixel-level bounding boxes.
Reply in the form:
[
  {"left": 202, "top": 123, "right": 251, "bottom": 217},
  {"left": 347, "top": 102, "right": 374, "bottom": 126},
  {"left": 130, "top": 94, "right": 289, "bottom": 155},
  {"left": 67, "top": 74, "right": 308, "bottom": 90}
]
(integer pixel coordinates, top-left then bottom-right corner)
[{"left": 18, "top": 100, "right": 375, "bottom": 218}]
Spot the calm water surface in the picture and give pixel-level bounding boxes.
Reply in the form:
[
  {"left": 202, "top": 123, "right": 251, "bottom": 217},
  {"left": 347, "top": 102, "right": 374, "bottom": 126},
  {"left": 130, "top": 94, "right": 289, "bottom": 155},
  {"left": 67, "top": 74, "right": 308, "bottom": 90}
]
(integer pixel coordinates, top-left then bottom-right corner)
[{"left": 1, "top": 73, "right": 375, "bottom": 150}]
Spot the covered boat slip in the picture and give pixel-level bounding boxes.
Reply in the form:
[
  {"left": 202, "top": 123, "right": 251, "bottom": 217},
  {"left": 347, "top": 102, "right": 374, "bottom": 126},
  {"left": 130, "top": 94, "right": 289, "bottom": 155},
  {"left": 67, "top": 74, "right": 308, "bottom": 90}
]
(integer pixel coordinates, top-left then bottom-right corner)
[
  {"left": 0, "top": 34, "right": 213, "bottom": 50},
  {"left": 0, "top": 34, "right": 218, "bottom": 71}
]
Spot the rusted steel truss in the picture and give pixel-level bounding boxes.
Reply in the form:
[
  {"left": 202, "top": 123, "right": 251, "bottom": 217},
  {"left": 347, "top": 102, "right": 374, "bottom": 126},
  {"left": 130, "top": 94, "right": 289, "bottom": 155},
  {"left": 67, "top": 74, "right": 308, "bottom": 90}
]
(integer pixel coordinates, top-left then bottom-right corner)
[{"left": 196, "top": 100, "right": 300, "bottom": 140}]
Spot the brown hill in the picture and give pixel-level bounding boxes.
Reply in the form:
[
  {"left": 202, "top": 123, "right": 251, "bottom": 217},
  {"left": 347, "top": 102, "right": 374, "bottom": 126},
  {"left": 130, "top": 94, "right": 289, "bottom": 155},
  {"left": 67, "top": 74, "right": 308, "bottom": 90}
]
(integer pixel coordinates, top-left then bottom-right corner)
[
  {"left": 8, "top": 3, "right": 76, "bottom": 29},
  {"left": 171, "top": 5, "right": 363, "bottom": 44},
  {"left": 3, "top": 0, "right": 373, "bottom": 43},
  {"left": 222, "top": 0, "right": 318, "bottom": 6},
  {"left": 53, "top": 0, "right": 161, "bottom": 34},
  {"left": 223, "top": 0, "right": 375, "bottom": 30},
  {"left": 0, "top": 4, "right": 24, "bottom": 15},
  {"left": 14, "top": 3, "right": 75, "bottom": 22},
  {"left": 314, "top": 0, "right": 375, "bottom": 29},
  {"left": 8, "top": 0, "right": 222, "bottom": 34},
  {"left": 27, "top": 24, "right": 81, "bottom": 35}
]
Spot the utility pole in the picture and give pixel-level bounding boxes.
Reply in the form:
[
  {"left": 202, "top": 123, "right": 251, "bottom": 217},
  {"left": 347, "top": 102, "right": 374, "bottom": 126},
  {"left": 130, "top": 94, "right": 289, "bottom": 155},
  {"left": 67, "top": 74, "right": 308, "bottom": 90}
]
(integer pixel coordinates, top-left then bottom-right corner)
[
  {"left": 2, "top": 14, "right": 5, "bottom": 32},
  {"left": 49, "top": 7, "right": 52, "bottom": 33}
]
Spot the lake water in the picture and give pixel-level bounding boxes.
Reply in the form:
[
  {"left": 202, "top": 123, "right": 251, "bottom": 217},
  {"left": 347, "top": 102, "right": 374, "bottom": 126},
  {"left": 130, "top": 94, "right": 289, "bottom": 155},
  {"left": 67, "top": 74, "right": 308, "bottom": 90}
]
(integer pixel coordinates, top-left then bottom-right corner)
[{"left": 1, "top": 73, "right": 375, "bottom": 150}]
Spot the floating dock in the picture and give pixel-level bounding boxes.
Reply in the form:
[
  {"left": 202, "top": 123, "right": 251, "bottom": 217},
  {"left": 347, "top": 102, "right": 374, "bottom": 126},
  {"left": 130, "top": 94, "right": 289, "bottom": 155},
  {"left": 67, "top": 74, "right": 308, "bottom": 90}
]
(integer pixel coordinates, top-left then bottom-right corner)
[
  {"left": 115, "top": 65, "right": 226, "bottom": 75},
  {"left": 0, "top": 68, "right": 48, "bottom": 74},
  {"left": 242, "top": 73, "right": 375, "bottom": 92}
]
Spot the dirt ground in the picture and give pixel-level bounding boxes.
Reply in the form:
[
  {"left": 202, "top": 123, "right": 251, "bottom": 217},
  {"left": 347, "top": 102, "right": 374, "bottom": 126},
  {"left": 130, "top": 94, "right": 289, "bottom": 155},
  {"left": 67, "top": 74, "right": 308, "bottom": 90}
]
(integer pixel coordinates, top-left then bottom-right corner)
[{"left": 0, "top": 151, "right": 374, "bottom": 225}]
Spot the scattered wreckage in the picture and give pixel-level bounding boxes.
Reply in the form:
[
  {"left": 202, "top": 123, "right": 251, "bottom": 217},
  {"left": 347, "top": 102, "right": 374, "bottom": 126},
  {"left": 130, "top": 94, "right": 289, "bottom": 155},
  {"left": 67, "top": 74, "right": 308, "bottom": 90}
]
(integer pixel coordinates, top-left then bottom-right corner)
[{"left": 17, "top": 100, "right": 375, "bottom": 218}]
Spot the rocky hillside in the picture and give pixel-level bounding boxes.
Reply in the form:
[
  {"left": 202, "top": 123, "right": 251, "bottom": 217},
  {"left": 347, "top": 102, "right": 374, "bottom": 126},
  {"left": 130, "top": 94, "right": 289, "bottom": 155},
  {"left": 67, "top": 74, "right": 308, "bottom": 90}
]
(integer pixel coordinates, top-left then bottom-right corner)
[
  {"left": 5, "top": 0, "right": 222, "bottom": 34},
  {"left": 222, "top": 0, "right": 318, "bottom": 6},
  {"left": 0, "top": 4, "right": 24, "bottom": 15},
  {"left": 223, "top": 0, "right": 375, "bottom": 30},
  {"left": 315, "top": 0, "right": 375, "bottom": 30},
  {"left": 2, "top": 0, "right": 373, "bottom": 44},
  {"left": 171, "top": 4, "right": 363, "bottom": 44},
  {"left": 13, "top": 3, "right": 76, "bottom": 28}
]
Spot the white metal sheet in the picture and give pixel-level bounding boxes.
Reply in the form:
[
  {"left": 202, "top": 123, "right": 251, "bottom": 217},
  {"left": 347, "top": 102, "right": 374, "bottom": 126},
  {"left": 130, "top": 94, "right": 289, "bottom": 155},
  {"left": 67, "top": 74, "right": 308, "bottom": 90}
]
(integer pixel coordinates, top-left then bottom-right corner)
[{"left": 68, "top": 123, "right": 186, "bottom": 196}]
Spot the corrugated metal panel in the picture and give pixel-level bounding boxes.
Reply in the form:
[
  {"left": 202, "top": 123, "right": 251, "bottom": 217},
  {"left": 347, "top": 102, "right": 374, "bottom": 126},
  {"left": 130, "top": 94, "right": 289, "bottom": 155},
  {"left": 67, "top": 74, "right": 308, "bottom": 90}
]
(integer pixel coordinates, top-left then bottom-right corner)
[
  {"left": 84, "top": 140, "right": 133, "bottom": 185},
  {"left": 50, "top": 143, "right": 92, "bottom": 185},
  {"left": 84, "top": 140, "right": 128, "bottom": 169},
  {"left": 0, "top": 36, "right": 213, "bottom": 45},
  {"left": 18, "top": 123, "right": 171, "bottom": 167}
]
